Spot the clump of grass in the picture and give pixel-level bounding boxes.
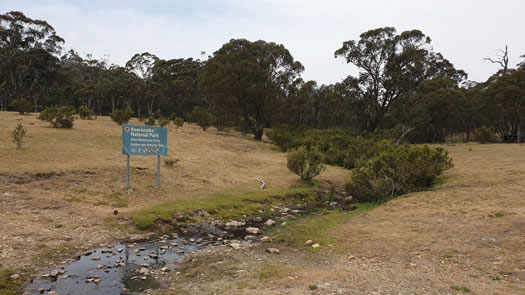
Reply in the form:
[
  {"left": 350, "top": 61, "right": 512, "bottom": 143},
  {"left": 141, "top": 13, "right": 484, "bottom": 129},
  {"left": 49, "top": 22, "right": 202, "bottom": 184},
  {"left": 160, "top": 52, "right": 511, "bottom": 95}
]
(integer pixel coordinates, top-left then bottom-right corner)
[
  {"left": 11, "top": 123, "right": 27, "bottom": 149},
  {"left": 164, "top": 157, "right": 179, "bottom": 168},
  {"left": 254, "top": 261, "right": 290, "bottom": 282},
  {"left": 132, "top": 186, "right": 315, "bottom": 230},
  {"left": 308, "top": 284, "right": 318, "bottom": 290},
  {"left": 0, "top": 269, "right": 23, "bottom": 295},
  {"left": 269, "top": 202, "right": 380, "bottom": 252},
  {"left": 96, "top": 192, "right": 128, "bottom": 208},
  {"left": 451, "top": 285, "right": 470, "bottom": 293}
]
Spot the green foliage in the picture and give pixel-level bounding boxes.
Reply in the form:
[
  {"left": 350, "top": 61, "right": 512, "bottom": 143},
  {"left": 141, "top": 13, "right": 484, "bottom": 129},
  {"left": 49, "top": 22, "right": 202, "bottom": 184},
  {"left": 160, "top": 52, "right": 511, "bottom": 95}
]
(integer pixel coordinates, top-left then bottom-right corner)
[
  {"left": 346, "top": 145, "right": 452, "bottom": 202},
  {"left": 0, "top": 269, "right": 23, "bottom": 295},
  {"left": 110, "top": 108, "right": 133, "bottom": 125},
  {"left": 450, "top": 285, "right": 471, "bottom": 293},
  {"left": 266, "top": 126, "right": 304, "bottom": 152},
  {"left": 11, "top": 123, "right": 27, "bottom": 149},
  {"left": 473, "top": 127, "right": 499, "bottom": 143},
  {"left": 190, "top": 107, "right": 214, "bottom": 131},
  {"left": 78, "top": 105, "right": 95, "bottom": 120},
  {"left": 158, "top": 116, "right": 170, "bottom": 127},
  {"left": 287, "top": 146, "right": 324, "bottom": 182},
  {"left": 173, "top": 116, "right": 184, "bottom": 128},
  {"left": 145, "top": 116, "right": 156, "bottom": 126},
  {"left": 38, "top": 106, "right": 75, "bottom": 128},
  {"left": 10, "top": 98, "right": 32, "bottom": 114}
]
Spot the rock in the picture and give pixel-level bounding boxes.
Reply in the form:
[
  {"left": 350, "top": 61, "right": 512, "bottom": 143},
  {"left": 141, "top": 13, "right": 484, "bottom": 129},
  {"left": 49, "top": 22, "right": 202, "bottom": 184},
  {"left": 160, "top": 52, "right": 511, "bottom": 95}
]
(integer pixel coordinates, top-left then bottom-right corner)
[
  {"left": 96, "top": 264, "right": 104, "bottom": 269},
  {"left": 138, "top": 267, "right": 150, "bottom": 275},
  {"left": 265, "top": 219, "right": 276, "bottom": 226},
  {"left": 254, "top": 216, "right": 263, "bottom": 222},
  {"left": 266, "top": 248, "right": 280, "bottom": 254},
  {"left": 160, "top": 267, "right": 169, "bottom": 272},
  {"left": 47, "top": 291, "right": 58, "bottom": 295},
  {"left": 260, "top": 236, "right": 271, "bottom": 242},
  {"left": 230, "top": 242, "right": 242, "bottom": 250},
  {"left": 10, "top": 273, "right": 21, "bottom": 280},
  {"left": 311, "top": 243, "right": 320, "bottom": 249},
  {"left": 305, "top": 240, "right": 313, "bottom": 245},
  {"left": 246, "top": 227, "right": 260, "bottom": 235},
  {"left": 225, "top": 220, "right": 245, "bottom": 227},
  {"left": 244, "top": 235, "right": 257, "bottom": 240}
]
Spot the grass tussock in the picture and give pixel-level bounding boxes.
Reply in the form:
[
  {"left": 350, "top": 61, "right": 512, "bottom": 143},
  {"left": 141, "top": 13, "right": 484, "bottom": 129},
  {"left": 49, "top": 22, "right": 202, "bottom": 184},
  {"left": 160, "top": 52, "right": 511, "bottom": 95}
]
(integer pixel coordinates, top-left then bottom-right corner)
[{"left": 0, "top": 269, "right": 23, "bottom": 295}]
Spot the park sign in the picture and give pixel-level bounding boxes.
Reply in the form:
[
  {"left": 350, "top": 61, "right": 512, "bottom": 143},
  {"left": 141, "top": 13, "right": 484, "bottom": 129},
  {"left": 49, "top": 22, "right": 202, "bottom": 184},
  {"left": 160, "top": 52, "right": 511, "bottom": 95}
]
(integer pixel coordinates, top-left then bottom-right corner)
[
  {"left": 122, "top": 124, "right": 167, "bottom": 156},
  {"left": 122, "top": 124, "right": 168, "bottom": 189}
]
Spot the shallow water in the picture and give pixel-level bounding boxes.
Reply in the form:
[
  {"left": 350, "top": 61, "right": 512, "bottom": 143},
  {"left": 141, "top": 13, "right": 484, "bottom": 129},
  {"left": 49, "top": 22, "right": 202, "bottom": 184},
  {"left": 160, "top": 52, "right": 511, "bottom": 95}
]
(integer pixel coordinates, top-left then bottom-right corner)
[{"left": 25, "top": 236, "right": 206, "bottom": 295}]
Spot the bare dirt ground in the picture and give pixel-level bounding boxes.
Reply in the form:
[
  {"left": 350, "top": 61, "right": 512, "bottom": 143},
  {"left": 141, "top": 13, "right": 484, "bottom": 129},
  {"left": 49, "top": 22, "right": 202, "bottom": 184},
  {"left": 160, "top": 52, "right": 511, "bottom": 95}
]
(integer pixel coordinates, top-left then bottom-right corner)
[
  {"left": 160, "top": 144, "right": 525, "bottom": 295},
  {"left": 0, "top": 112, "right": 348, "bottom": 270}
]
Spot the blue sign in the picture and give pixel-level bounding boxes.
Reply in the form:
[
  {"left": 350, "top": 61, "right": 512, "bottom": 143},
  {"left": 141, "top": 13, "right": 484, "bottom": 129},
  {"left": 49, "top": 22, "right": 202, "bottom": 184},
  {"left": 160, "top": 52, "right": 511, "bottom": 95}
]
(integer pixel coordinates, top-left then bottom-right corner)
[{"left": 122, "top": 124, "right": 167, "bottom": 156}]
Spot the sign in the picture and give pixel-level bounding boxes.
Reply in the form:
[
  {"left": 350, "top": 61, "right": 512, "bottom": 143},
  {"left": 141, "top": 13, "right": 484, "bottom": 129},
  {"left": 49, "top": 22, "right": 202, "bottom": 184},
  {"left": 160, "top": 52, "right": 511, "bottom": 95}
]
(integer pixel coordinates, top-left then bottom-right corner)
[
  {"left": 122, "top": 124, "right": 167, "bottom": 156},
  {"left": 122, "top": 124, "right": 168, "bottom": 189}
]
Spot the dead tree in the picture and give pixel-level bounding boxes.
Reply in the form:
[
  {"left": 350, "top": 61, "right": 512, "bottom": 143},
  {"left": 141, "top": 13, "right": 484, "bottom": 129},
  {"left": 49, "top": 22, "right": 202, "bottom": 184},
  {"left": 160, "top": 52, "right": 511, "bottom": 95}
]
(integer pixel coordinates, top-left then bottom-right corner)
[{"left": 484, "top": 45, "right": 510, "bottom": 75}]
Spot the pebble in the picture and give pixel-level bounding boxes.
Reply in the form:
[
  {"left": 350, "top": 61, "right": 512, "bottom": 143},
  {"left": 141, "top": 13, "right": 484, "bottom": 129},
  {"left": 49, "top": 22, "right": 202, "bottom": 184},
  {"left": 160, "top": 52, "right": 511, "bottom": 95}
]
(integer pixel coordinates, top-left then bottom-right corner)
[
  {"left": 266, "top": 248, "right": 280, "bottom": 254},
  {"left": 312, "top": 243, "right": 320, "bottom": 249},
  {"left": 260, "top": 236, "right": 271, "bottom": 242},
  {"left": 225, "top": 220, "right": 245, "bottom": 227},
  {"left": 230, "top": 242, "right": 242, "bottom": 250},
  {"left": 246, "top": 227, "right": 260, "bottom": 234},
  {"left": 265, "top": 219, "right": 276, "bottom": 226},
  {"left": 10, "top": 273, "right": 21, "bottom": 280},
  {"left": 305, "top": 240, "right": 313, "bottom": 245}
]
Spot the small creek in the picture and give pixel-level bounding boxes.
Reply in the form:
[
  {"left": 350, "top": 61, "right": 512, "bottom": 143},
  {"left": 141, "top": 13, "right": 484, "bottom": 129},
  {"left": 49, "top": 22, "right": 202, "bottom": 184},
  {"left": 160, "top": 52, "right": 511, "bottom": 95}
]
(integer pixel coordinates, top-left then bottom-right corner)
[{"left": 25, "top": 235, "right": 209, "bottom": 295}]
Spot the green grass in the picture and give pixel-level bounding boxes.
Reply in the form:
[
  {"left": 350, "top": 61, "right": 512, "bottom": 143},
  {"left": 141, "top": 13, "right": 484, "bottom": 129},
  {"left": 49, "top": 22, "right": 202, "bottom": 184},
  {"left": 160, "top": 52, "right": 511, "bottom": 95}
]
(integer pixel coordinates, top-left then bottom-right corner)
[
  {"left": 254, "top": 261, "right": 290, "bottom": 282},
  {"left": 269, "top": 202, "right": 380, "bottom": 252},
  {"left": 451, "top": 285, "right": 471, "bottom": 293},
  {"left": 0, "top": 269, "right": 22, "bottom": 295},
  {"left": 132, "top": 186, "right": 317, "bottom": 230}
]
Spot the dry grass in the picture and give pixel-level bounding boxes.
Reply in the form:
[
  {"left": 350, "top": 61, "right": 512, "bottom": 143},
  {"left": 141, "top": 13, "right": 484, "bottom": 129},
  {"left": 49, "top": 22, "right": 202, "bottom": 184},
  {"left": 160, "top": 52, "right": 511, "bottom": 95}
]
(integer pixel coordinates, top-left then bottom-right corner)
[
  {"left": 165, "top": 144, "right": 525, "bottom": 295},
  {"left": 0, "top": 112, "right": 348, "bottom": 269}
]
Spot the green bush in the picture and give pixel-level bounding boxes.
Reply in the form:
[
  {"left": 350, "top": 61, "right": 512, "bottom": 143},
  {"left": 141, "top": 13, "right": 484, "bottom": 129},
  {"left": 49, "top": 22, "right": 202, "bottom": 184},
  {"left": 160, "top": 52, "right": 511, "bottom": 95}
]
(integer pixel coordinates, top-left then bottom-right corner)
[
  {"left": 38, "top": 106, "right": 75, "bottom": 128},
  {"left": 11, "top": 123, "right": 27, "bottom": 149},
  {"left": 158, "top": 116, "right": 170, "bottom": 127},
  {"left": 473, "top": 127, "right": 498, "bottom": 143},
  {"left": 173, "top": 117, "right": 184, "bottom": 128},
  {"left": 110, "top": 108, "right": 133, "bottom": 125},
  {"left": 287, "top": 146, "right": 325, "bottom": 182},
  {"left": 78, "top": 105, "right": 95, "bottom": 120},
  {"left": 266, "top": 126, "right": 304, "bottom": 151},
  {"left": 190, "top": 107, "right": 214, "bottom": 131},
  {"left": 145, "top": 116, "right": 156, "bottom": 126},
  {"left": 346, "top": 145, "right": 452, "bottom": 202},
  {"left": 10, "top": 98, "right": 32, "bottom": 115}
]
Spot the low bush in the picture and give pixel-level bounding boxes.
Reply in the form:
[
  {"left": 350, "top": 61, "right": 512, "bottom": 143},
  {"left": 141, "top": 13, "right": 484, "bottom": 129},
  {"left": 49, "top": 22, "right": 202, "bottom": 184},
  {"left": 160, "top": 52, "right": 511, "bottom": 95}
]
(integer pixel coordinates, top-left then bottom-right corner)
[
  {"left": 266, "top": 126, "right": 304, "bottom": 152},
  {"left": 145, "top": 116, "right": 156, "bottom": 126},
  {"left": 473, "top": 127, "right": 499, "bottom": 143},
  {"left": 11, "top": 123, "right": 27, "bottom": 149},
  {"left": 190, "top": 107, "right": 214, "bottom": 131},
  {"left": 287, "top": 146, "right": 324, "bottom": 182},
  {"left": 10, "top": 98, "right": 32, "bottom": 115},
  {"left": 346, "top": 145, "right": 452, "bottom": 202},
  {"left": 173, "top": 117, "right": 184, "bottom": 128},
  {"left": 158, "top": 116, "right": 170, "bottom": 127},
  {"left": 38, "top": 106, "right": 75, "bottom": 128},
  {"left": 110, "top": 108, "right": 133, "bottom": 125},
  {"left": 78, "top": 105, "right": 95, "bottom": 120}
]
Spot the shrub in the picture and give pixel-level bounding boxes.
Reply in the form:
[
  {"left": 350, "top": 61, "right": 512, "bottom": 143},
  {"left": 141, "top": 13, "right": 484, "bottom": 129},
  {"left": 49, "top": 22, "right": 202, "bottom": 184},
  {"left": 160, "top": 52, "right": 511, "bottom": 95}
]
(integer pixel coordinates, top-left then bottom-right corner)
[
  {"left": 346, "top": 145, "right": 452, "bottom": 202},
  {"left": 287, "top": 146, "right": 324, "bottom": 182},
  {"left": 266, "top": 126, "right": 304, "bottom": 151},
  {"left": 110, "top": 108, "right": 133, "bottom": 125},
  {"left": 145, "top": 116, "right": 156, "bottom": 126},
  {"left": 10, "top": 98, "right": 32, "bottom": 115},
  {"left": 158, "top": 116, "right": 170, "bottom": 127},
  {"left": 11, "top": 123, "right": 27, "bottom": 149},
  {"left": 164, "top": 157, "right": 179, "bottom": 168},
  {"left": 473, "top": 127, "right": 498, "bottom": 143},
  {"left": 38, "top": 106, "right": 75, "bottom": 128},
  {"left": 78, "top": 105, "right": 95, "bottom": 120},
  {"left": 190, "top": 107, "right": 214, "bottom": 131},
  {"left": 173, "top": 117, "right": 184, "bottom": 128}
]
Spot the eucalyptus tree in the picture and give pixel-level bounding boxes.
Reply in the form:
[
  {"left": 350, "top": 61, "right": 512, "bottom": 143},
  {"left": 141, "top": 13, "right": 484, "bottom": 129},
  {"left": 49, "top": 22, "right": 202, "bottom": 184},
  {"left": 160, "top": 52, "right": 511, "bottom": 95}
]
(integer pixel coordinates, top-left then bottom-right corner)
[
  {"left": 201, "top": 39, "right": 304, "bottom": 140},
  {"left": 126, "top": 52, "right": 159, "bottom": 116},
  {"left": 335, "top": 27, "right": 466, "bottom": 132}
]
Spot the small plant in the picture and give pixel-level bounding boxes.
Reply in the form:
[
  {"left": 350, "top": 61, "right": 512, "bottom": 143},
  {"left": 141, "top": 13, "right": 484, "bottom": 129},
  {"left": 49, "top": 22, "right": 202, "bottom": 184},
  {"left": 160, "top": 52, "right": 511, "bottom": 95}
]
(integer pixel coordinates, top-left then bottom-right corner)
[
  {"left": 38, "top": 106, "right": 75, "bottom": 128},
  {"left": 473, "top": 127, "right": 498, "bottom": 143},
  {"left": 10, "top": 98, "right": 32, "bottom": 115},
  {"left": 173, "top": 117, "right": 184, "bottom": 129},
  {"left": 11, "top": 123, "right": 27, "bottom": 149},
  {"left": 78, "top": 105, "right": 95, "bottom": 120},
  {"left": 110, "top": 107, "right": 133, "bottom": 125},
  {"left": 308, "top": 284, "right": 318, "bottom": 291},
  {"left": 164, "top": 157, "right": 179, "bottom": 168},
  {"left": 158, "top": 116, "right": 170, "bottom": 127},
  {"left": 450, "top": 285, "right": 470, "bottom": 293},
  {"left": 190, "top": 107, "right": 214, "bottom": 131},
  {"left": 145, "top": 116, "right": 156, "bottom": 126},
  {"left": 287, "top": 146, "right": 324, "bottom": 182}
]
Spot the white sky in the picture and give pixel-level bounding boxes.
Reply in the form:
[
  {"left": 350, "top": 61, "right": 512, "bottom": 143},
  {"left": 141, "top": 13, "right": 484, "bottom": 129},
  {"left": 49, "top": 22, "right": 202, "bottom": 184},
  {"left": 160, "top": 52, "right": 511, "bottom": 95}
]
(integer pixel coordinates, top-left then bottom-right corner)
[{"left": 1, "top": 0, "right": 524, "bottom": 84}]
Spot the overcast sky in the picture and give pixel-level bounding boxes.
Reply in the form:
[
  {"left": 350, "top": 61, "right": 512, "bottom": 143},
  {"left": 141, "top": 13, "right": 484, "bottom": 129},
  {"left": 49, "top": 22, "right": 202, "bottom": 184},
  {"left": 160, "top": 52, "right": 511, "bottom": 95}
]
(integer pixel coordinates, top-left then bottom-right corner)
[{"left": 1, "top": 0, "right": 524, "bottom": 84}]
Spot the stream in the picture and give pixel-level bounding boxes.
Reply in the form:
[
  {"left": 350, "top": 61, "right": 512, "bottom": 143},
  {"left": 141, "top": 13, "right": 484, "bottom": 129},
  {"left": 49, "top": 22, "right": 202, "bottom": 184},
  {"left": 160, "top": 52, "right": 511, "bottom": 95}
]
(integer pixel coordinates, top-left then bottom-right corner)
[{"left": 25, "top": 234, "right": 209, "bottom": 295}]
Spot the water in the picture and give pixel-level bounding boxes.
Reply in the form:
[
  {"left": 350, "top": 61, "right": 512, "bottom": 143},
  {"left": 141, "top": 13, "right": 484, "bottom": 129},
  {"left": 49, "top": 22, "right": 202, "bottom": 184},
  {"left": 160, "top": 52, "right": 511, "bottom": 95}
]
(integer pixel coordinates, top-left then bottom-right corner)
[{"left": 25, "top": 236, "right": 206, "bottom": 295}]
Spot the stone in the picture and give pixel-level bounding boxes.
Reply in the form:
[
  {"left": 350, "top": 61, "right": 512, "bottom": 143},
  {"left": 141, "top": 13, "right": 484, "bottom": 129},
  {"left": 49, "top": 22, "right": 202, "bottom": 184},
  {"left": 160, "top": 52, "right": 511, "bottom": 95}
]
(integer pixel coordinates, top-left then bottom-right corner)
[
  {"left": 225, "top": 220, "right": 245, "bottom": 227},
  {"left": 305, "top": 240, "right": 313, "bottom": 245},
  {"left": 10, "top": 273, "right": 21, "bottom": 280},
  {"left": 245, "top": 227, "right": 260, "bottom": 235},
  {"left": 266, "top": 248, "right": 280, "bottom": 254},
  {"left": 265, "top": 219, "right": 276, "bottom": 226},
  {"left": 260, "top": 236, "right": 271, "bottom": 242},
  {"left": 47, "top": 291, "right": 58, "bottom": 295},
  {"left": 244, "top": 235, "right": 257, "bottom": 240},
  {"left": 230, "top": 242, "right": 241, "bottom": 250},
  {"left": 311, "top": 243, "right": 320, "bottom": 249},
  {"left": 138, "top": 267, "right": 150, "bottom": 275},
  {"left": 91, "top": 256, "right": 101, "bottom": 261}
]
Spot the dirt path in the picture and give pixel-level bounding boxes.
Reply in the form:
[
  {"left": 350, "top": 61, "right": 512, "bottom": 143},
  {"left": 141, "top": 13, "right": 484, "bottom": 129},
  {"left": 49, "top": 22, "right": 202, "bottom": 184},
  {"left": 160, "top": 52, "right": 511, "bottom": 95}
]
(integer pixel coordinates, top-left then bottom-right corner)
[{"left": 162, "top": 144, "right": 525, "bottom": 295}]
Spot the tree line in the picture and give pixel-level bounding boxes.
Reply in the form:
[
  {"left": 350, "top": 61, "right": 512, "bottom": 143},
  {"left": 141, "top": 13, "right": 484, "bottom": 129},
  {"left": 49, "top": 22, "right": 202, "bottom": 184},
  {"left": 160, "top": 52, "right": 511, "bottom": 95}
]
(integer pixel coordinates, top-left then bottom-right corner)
[{"left": 1, "top": 11, "right": 524, "bottom": 142}]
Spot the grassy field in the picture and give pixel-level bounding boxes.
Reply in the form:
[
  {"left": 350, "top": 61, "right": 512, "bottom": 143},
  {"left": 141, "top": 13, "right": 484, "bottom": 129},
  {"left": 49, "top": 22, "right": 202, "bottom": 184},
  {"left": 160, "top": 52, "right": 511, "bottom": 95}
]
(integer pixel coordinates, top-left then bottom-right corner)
[
  {"left": 157, "top": 144, "right": 525, "bottom": 295},
  {"left": 2, "top": 112, "right": 525, "bottom": 295},
  {"left": 0, "top": 111, "right": 348, "bottom": 270}
]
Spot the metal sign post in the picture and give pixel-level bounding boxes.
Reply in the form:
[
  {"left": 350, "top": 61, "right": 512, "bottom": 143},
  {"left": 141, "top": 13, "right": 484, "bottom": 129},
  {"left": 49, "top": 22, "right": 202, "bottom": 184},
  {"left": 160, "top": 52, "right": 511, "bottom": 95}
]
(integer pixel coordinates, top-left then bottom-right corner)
[{"left": 122, "top": 124, "right": 168, "bottom": 189}]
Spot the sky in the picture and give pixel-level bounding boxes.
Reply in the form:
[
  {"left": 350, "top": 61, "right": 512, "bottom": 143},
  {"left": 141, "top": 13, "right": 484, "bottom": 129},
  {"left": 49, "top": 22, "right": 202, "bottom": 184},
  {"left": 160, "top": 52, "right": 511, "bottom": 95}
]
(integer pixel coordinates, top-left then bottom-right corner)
[{"left": 1, "top": 0, "right": 524, "bottom": 84}]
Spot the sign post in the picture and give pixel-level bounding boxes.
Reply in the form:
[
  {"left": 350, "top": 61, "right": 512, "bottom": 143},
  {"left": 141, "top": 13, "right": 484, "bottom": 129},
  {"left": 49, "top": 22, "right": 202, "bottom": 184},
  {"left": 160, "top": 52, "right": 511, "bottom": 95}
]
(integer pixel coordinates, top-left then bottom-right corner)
[{"left": 122, "top": 124, "right": 168, "bottom": 189}]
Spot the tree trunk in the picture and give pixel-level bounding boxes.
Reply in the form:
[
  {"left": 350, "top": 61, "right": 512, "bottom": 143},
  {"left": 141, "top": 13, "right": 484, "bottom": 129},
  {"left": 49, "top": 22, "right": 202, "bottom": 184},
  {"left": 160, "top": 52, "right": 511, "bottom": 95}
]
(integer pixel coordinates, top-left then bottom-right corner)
[
  {"left": 517, "top": 123, "right": 521, "bottom": 143},
  {"left": 254, "top": 128, "right": 264, "bottom": 141}
]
